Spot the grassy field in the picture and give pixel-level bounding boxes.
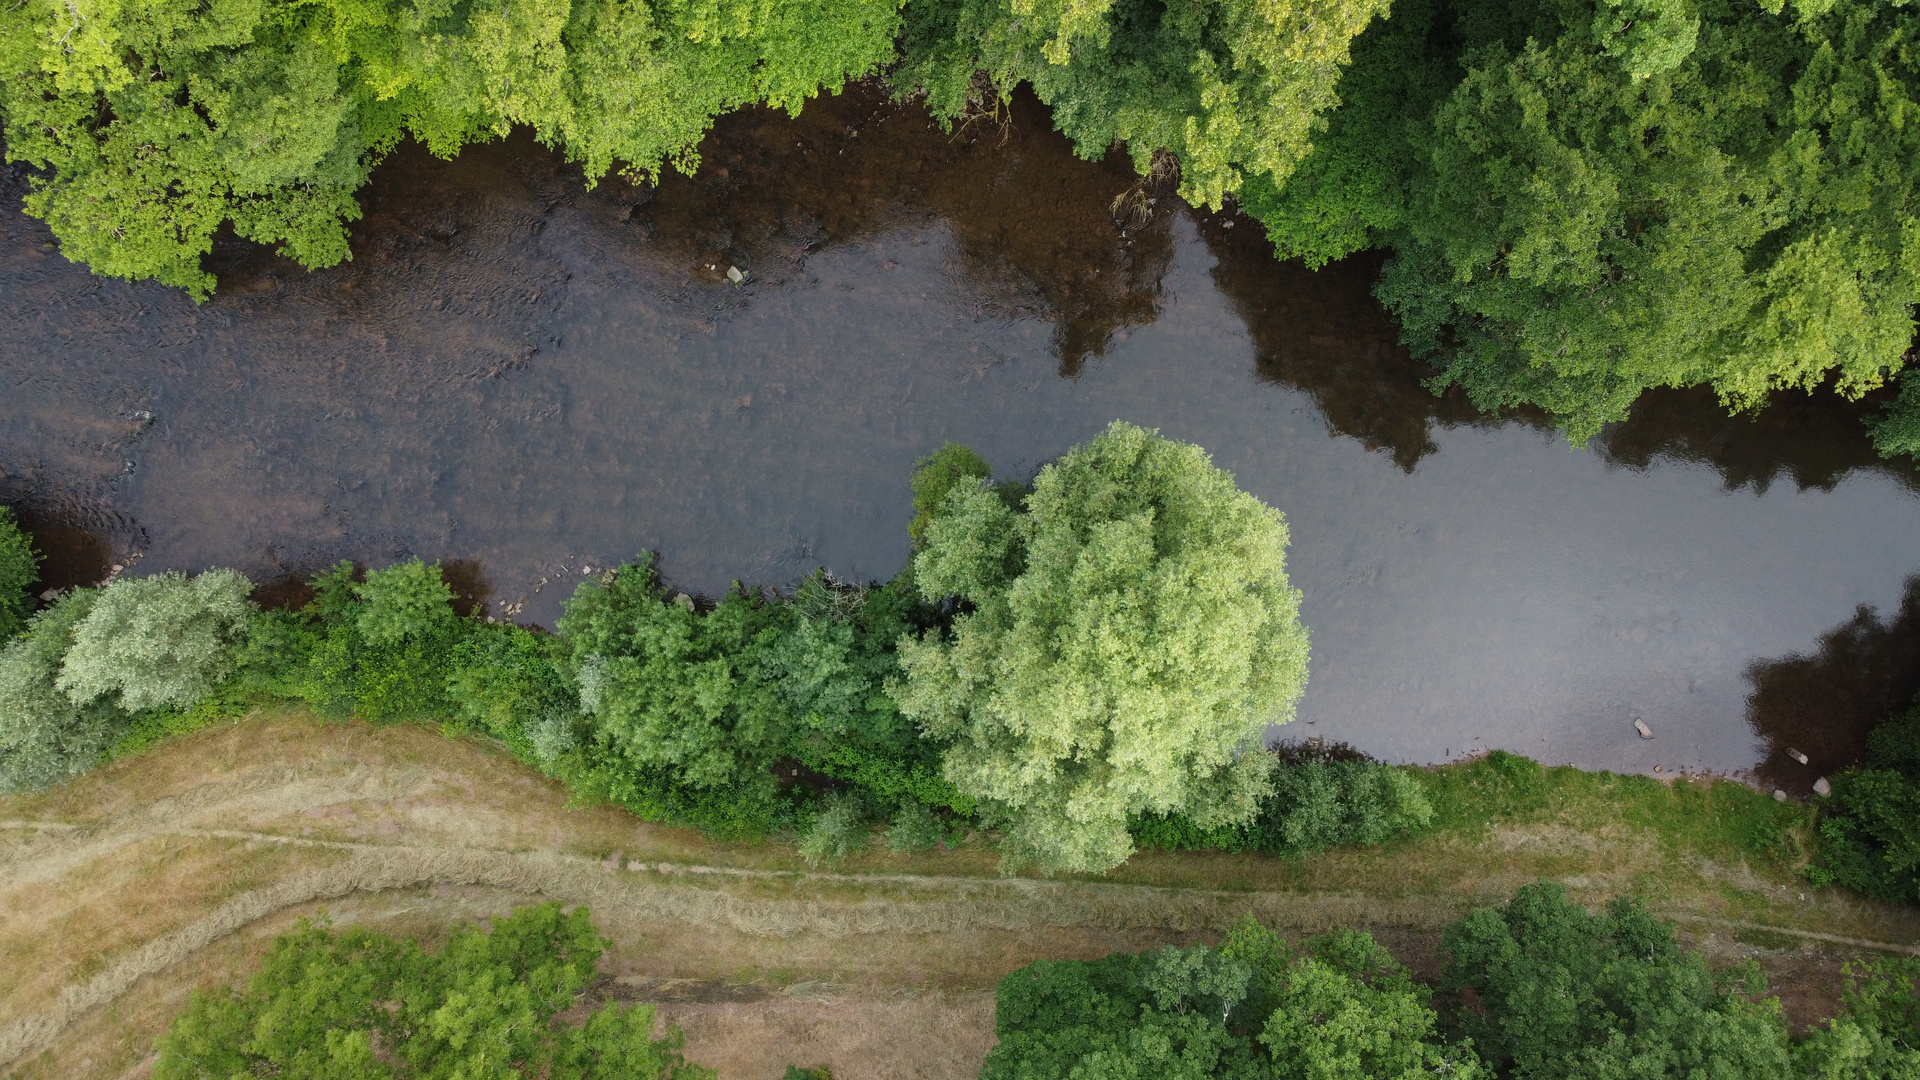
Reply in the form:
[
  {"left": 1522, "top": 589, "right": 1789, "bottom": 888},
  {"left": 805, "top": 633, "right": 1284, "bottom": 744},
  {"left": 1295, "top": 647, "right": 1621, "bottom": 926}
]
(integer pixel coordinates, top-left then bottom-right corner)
[{"left": 3, "top": 710, "right": 1916, "bottom": 1079}]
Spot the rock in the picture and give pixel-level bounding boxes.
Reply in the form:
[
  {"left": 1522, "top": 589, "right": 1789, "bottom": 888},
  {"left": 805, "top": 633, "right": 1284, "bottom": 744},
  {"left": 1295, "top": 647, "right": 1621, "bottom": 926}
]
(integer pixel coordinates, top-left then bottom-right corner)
[
  {"left": 675, "top": 593, "right": 695, "bottom": 611},
  {"left": 39, "top": 587, "right": 62, "bottom": 602},
  {"left": 1787, "top": 747, "right": 1809, "bottom": 764},
  {"left": 1813, "top": 776, "right": 1832, "bottom": 797},
  {"left": 1634, "top": 719, "right": 1654, "bottom": 739},
  {"left": 626, "top": 859, "right": 646, "bottom": 872},
  {"left": 726, "top": 265, "right": 745, "bottom": 284},
  {"left": 1774, "top": 789, "right": 1788, "bottom": 801}
]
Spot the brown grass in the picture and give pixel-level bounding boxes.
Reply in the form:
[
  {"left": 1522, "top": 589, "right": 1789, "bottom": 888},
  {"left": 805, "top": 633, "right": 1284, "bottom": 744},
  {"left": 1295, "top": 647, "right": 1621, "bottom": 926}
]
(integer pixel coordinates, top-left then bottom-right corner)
[{"left": 3, "top": 712, "right": 1918, "bottom": 1079}]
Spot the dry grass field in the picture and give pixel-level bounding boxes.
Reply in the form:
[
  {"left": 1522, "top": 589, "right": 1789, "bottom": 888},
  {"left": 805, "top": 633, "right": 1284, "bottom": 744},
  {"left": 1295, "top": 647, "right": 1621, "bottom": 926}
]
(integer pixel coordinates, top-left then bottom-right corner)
[{"left": 4, "top": 710, "right": 1918, "bottom": 1079}]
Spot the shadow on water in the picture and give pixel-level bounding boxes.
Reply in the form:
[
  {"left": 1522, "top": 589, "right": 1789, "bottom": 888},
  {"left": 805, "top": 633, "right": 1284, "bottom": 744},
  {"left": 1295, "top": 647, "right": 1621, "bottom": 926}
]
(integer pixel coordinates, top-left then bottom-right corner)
[{"left": 1745, "top": 575, "right": 1920, "bottom": 795}]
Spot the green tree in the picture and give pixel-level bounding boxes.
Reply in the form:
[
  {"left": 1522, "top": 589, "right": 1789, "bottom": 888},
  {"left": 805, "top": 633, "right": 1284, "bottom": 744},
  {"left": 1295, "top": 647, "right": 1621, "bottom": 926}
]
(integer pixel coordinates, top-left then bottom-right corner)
[
  {"left": 0, "top": 0, "right": 901, "bottom": 297},
  {"left": 0, "top": 589, "right": 129, "bottom": 793},
  {"left": 893, "top": 421, "right": 1309, "bottom": 873},
  {"left": 153, "top": 903, "right": 714, "bottom": 1080},
  {"left": 897, "top": 0, "right": 1391, "bottom": 213},
  {"left": 56, "top": 569, "right": 255, "bottom": 712},
  {"left": 1809, "top": 697, "right": 1920, "bottom": 904},
  {"left": 0, "top": 508, "right": 39, "bottom": 641},
  {"left": 1253, "top": 0, "right": 1920, "bottom": 448},
  {"left": 355, "top": 558, "right": 458, "bottom": 648},
  {"left": 1441, "top": 882, "right": 1794, "bottom": 1080},
  {"left": 1794, "top": 959, "right": 1920, "bottom": 1079}
]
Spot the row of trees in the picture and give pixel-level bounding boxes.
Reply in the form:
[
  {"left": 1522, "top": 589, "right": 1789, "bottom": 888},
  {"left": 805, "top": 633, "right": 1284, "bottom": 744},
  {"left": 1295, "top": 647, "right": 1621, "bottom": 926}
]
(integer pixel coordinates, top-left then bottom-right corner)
[
  {"left": 0, "top": 424, "right": 1322, "bottom": 874},
  {"left": 5, "top": 0, "right": 1918, "bottom": 450},
  {"left": 989, "top": 882, "right": 1920, "bottom": 1079}
]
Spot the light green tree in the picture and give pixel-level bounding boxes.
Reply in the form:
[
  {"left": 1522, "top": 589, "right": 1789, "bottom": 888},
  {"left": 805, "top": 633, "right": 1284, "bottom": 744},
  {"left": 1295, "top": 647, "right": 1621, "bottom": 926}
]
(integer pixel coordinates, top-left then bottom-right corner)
[
  {"left": 0, "top": 0, "right": 902, "bottom": 297},
  {"left": 355, "top": 558, "right": 458, "bottom": 648},
  {"left": 898, "top": 0, "right": 1390, "bottom": 212},
  {"left": 893, "top": 421, "right": 1309, "bottom": 873},
  {"left": 0, "top": 590, "right": 129, "bottom": 793},
  {"left": 56, "top": 569, "right": 255, "bottom": 713}
]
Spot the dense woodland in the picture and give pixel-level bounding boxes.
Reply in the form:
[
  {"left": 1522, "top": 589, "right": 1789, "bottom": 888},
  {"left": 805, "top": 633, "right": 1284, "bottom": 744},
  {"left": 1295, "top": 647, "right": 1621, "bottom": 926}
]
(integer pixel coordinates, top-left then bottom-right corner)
[{"left": 3, "top": 0, "right": 1919, "bottom": 450}]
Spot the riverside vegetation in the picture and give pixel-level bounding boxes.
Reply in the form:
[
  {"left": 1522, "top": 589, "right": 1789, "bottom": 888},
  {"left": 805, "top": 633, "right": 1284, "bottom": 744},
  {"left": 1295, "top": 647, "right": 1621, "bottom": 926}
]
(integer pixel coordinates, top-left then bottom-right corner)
[
  {"left": 0, "top": 423, "right": 1873, "bottom": 900},
  {"left": 5, "top": 0, "right": 1920, "bottom": 455}
]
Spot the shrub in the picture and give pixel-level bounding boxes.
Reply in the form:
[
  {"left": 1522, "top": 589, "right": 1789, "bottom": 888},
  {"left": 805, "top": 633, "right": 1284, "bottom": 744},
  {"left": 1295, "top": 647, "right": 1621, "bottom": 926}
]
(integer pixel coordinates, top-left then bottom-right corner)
[
  {"left": 153, "top": 903, "right": 713, "bottom": 1080},
  {"left": 894, "top": 422, "right": 1310, "bottom": 873},
  {"left": 0, "top": 590, "right": 129, "bottom": 793},
  {"left": 54, "top": 569, "right": 254, "bottom": 712},
  {"left": 0, "top": 507, "right": 39, "bottom": 640},
  {"left": 798, "top": 792, "right": 870, "bottom": 864},
  {"left": 887, "top": 801, "right": 945, "bottom": 852},
  {"left": 278, "top": 561, "right": 468, "bottom": 722},
  {"left": 982, "top": 916, "right": 1482, "bottom": 1079},
  {"left": 355, "top": 558, "right": 458, "bottom": 647},
  {"left": 1132, "top": 745, "right": 1435, "bottom": 857},
  {"left": 1442, "top": 882, "right": 1793, "bottom": 1079},
  {"left": 1793, "top": 958, "right": 1920, "bottom": 1077},
  {"left": 448, "top": 621, "right": 581, "bottom": 766},
  {"left": 1811, "top": 698, "right": 1920, "bottom": 903}
]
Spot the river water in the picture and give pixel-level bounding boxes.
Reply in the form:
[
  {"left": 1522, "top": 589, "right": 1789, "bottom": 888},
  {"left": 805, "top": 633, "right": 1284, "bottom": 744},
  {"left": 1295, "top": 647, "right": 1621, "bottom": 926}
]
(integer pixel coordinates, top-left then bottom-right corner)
[{"left": 4, "top": 86, "right": 1918, "bottom": 789}]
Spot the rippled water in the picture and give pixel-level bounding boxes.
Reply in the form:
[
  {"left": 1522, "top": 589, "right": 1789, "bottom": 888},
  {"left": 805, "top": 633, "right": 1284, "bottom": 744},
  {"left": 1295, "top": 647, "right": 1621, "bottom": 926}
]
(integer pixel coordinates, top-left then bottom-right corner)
[{"left": 4, "top": 85, "right": 1918, "bottom": 784}]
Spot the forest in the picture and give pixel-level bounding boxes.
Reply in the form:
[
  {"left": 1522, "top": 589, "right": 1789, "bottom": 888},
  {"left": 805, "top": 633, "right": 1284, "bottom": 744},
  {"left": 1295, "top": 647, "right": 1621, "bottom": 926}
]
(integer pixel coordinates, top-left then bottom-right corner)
[{"left": 3, "top": 0, "right": 1918, "bottom": 453}]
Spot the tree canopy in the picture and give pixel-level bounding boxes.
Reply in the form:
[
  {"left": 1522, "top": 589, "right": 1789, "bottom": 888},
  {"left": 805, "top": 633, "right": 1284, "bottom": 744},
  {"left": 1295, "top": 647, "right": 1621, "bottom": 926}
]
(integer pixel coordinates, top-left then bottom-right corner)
[
  {"left": 0, "top": 0, "right": 901, "bottom": 296},
  {"left": 893, "top": 421, "right": 1309, "bottom": 873},
  {"left": 154, "top": 903, "right": 713, "bottom": 1080},
  {"left": 1248, "top": 0, "right": 1920, "bottom": 447}
]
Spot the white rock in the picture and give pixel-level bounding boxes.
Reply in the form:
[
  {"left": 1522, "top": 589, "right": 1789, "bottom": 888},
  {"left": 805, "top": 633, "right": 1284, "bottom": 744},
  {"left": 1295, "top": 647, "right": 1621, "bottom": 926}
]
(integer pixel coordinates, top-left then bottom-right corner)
[
  {"left": 727, "top": 265, "right": 745, "bottom": 284},
  {"left": 1774, "top": 789, "right": 1788, "bottom": 801},
  {"left": 1787, "top": 748, "right": 1809, "bottom": 764},
  {"left": 1813, "top": 777, "right": 1832, "bottom": 797},
  {"left": 1634, "top": 719, "right": 1654, "bottom": 739}
]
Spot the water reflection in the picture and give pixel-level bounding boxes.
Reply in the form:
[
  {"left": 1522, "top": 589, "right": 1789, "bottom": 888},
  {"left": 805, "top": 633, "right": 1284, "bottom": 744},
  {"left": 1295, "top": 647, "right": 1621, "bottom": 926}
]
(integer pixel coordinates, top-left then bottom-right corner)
[{"left": 1746, "top": 575, "right": 1920, "bottom": 795}]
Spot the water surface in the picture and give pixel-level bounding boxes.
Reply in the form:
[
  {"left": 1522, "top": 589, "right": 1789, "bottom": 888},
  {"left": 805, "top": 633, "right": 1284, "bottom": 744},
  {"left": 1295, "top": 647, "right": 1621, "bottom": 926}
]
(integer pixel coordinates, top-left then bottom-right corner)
[{"left": 4, "top": 86, "right": 1918, "bottom": 783}]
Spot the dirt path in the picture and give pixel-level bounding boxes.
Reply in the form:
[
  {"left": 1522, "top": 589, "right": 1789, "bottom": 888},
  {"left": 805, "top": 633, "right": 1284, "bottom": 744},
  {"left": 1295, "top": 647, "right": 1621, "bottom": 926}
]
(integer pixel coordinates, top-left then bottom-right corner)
[{"left": 4, "top": 714, "right": 1918, "bottom": 1079}]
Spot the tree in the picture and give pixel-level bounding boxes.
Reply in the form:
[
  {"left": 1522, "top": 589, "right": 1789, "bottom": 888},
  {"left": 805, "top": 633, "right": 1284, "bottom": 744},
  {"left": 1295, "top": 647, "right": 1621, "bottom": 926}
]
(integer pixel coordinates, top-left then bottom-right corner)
[
  {"left": 1442, "top": 882, "right": 1794, "bottom": 1079},
  {"left": 1252, "top": 0, "right": 1920, "bottom": 447},
  {"left": 982, "top": 918, "right": 1482, "bottom": 1079},
  {"left": 0, "top": 0, "right": 902, "bottom": 297},
  {"left": 0, "top": 508, "right": 39, "bottom": 641},
  {"left": 893, "top": 421, "right": 1309, "bottom": 873},
  {"left": 1794, "top": 959, "right": 1920, "bottom": 1080},
  {"left": 153, "top": 903, "right": 714, "bottom": 1080},
  {"left": 897, "top": 0, "right": 1391, "bottom": 213},
  {"left": 0, "top": 589, "right": 128, "bottom": 793},
  {"left": 1809, "top": 697, "right": 1920, "bottom": 904},
  {"left": 56, "top": 569, "right": 255, "bottom": 713}
]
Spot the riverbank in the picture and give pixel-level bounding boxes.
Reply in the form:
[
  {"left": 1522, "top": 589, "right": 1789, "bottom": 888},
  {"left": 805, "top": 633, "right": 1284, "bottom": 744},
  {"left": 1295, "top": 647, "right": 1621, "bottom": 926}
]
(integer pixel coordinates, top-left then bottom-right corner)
[{"left": 3, "top": 710, "right": 1916, "bottom": 1079}]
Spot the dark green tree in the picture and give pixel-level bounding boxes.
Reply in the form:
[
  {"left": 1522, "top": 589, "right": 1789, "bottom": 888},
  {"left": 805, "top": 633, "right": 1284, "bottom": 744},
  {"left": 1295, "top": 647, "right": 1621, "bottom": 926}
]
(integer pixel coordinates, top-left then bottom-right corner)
[{"left": 0, "top": 508, "right": 39, "bottom": 641}]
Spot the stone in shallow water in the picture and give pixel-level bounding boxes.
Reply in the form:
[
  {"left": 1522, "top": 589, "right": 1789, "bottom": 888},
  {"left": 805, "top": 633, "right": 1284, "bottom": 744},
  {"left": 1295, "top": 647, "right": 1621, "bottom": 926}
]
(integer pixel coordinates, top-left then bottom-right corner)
[
  {"left": 1635, "top": 719, "right": 1654, "bottom": 739},
  {"left": 1813, "top": 776, "right": 1832, "bottom": 797}
]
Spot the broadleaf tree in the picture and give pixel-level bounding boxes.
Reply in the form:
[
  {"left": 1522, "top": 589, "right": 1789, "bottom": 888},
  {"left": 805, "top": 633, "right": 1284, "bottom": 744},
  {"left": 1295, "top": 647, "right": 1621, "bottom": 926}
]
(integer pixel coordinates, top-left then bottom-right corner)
[{"left": 893, "top": 421, "right": 1309, "bottom": 873}]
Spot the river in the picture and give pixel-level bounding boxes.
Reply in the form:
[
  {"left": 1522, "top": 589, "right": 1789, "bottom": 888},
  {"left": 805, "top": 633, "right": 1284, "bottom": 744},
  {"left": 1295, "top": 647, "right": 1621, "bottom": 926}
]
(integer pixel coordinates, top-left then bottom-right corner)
[{"left": 4, "top": 85, "right": 1918, "bottom": 791}]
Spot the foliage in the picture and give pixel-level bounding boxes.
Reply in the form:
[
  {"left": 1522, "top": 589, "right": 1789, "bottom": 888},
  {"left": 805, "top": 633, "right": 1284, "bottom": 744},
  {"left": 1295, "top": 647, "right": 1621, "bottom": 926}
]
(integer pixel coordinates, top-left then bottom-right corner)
[
  {"left": 909, "top": 442, "right": 996, "bottom": 546},
  {"left": 0, "top": 507, "right": 39, "bottom": 641},
  {"left": 275, "top": 561, "right": 468, "bottom": 722},
  {"left": 1793, "top": 958, "right": 1920, "bottom": 1079},
  {"left": 1810, "top": 697, "right": 1920, "bottom": 904},
  {"left": 1870, "top": 378, "right": 1920, "bottom": 462},
  {"left": 887, "top": 799, "right": 946, "bottom": 851},
  {"left": 448, "top": 620, "right": 581, "bottom": 766},
  {"left": 1441, "top": 881, "right": 1794, "bottom": 1079},
  {"left": 355, "top": 558, "right": 458, "bottom": 648},
  {"left": 0, "top": 589, "right": 130, "bottom": 793},
  {"left": 896, "top": 0, "right": 1391, "bottom": 213},
  {"left": 109, "top": 676, "right": 268, "bottom": 759},
  {"left": 56, "top": 569, "right": 255, "bottom": 712},
  {"left": 894, "top": 422, "right": 1309, "bottom": 873},
  {"left": 153, "top": 903, "right": 714, "bottom": 1080},
  {"left": 983, "top": 915, "right": 1482, "bottom": 1079},
  {"left": 0, "top": 0, "right": 902, "bottom": 297},
  {"left": 797, "top": 790, "right": 870, "bottom": 863},
  {"left": 1134, "top": 747, "right": 1435, "bottom": 857},
  {"left": 1253, "top": 0, "right": 1920, "bottom": 447}
]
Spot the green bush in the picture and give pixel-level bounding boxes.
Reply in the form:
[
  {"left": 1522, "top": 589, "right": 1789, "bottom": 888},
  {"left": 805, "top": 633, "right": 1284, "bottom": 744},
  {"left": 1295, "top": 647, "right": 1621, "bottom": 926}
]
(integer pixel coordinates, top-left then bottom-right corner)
[
  {"left": 55, "top": 568, "right": 254, "bottom": 712},
  {"left": 1442, "top": 882, "right": 1793, "bottom": 1079},
  {"left": 1132, "top": 745, "right": 1435, "bottom": 857},
  {"left": 1811, "top": 698, "right": 1920, "bottom": 904},
  {"left": 983, "top": 916, "right": 1483, "bottom": 1079},
  {"left": 894, "top": 422, "right": 1310, "bottom": 873},
  {"left": 153, "top": 903, "right": 713, "bottom": 1080},
  {"left": 0, "top": 589, "right": 128, "bottom": 793},
  {"left": 1793, "top": 958, "right": 1920, "bottom": 1078},
  {"left": 797, "top": 791, "right": 870, "bottom": 864},
  {"left": 0, "top": 507, "right": 39, "bottom": 641}
]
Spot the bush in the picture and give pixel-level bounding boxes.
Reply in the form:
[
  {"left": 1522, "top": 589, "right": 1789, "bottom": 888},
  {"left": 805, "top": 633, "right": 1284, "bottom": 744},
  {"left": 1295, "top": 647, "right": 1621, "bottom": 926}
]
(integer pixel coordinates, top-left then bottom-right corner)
[
  {"left": 55, "top": 568, "right": 254, "bottom": 712},
  {"left": 0, "top": 589, "right": 128, "bottom": 793},
  {"left": 1442, "top": 882, "right": 1793, "bottom": 1079},
  {"left": 1811, "top": 698, "right": 1920, "bottom": 903},
  {"left": 272, "top": 561, "right": 470, "bottom": 722},
  {"left": 797, "top": 792, "right": 870, "bottom": 864},
  {"left": 1793, "top": 958, "right": 1920, "bottom": 1077},
  {"left": 982, "top": 916, "right": 1483, "bottom": 1079},
  {"left": 895, "top": 422, "right": 1310, "bottom": 873},
  {"left": 0, "top": 507, "right": 39, "bottom": 641},
  {"left": 153, "top": 903, "right": 713, "bottom": 1080},
  {"left": 1132, "top": 745, "right": 1435, "bottom": 857}
]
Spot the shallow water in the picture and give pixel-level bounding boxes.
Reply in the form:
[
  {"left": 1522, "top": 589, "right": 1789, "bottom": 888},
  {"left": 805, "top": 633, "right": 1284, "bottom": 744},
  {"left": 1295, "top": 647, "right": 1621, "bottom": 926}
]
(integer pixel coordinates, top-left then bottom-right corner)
[{"left": 4, "top": 86, "right": 1918, "bottom": 785}]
